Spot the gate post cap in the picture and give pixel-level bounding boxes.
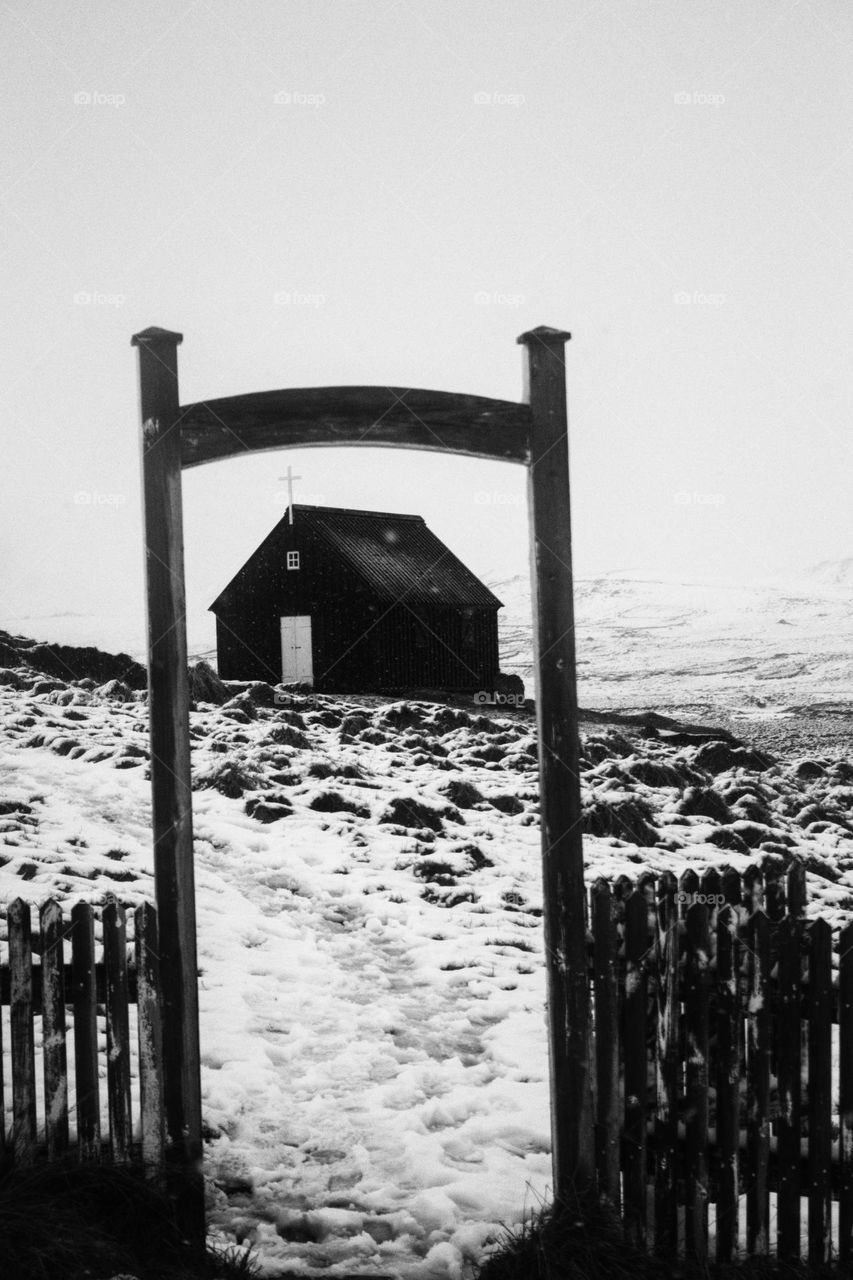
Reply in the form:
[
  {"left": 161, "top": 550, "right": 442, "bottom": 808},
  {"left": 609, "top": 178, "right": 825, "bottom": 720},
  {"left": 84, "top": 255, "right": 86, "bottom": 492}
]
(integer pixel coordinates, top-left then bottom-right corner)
[
  {"left": 131, "top": 326, "right": 184, "bottom": 347},
  {"left": 517, "top": 325, "right": 571, "bottom": 345}
]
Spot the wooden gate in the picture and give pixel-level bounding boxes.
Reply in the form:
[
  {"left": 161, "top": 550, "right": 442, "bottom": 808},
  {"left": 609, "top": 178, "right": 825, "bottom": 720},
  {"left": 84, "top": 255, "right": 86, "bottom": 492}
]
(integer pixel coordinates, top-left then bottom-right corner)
[
  {"left": 0, "top": 896, "right": 164, "bottom": 1172},
  {"left": 589, "top": 858, "right": 853, "bottom": 1266},
  {"left": 131, "top": 323, "right": 591, "bottom": 1242}
]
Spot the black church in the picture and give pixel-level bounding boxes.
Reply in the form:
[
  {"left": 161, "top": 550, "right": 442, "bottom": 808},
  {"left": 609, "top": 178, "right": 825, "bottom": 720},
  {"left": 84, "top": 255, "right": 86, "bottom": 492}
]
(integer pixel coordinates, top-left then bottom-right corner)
[{"left": 209, "top": 505, "right": 502, "bottom": 693}]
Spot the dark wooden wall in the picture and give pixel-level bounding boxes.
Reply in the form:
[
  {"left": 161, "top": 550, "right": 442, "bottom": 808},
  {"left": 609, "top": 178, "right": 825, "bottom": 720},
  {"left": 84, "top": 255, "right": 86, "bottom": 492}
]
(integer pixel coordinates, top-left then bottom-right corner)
[{"left": 368, "top": 603, "right": 498, "bottom": 691}]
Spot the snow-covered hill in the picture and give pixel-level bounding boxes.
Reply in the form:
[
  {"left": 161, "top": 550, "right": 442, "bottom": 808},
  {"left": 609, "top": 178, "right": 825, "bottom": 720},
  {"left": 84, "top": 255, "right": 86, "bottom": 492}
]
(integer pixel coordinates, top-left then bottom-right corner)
[
  {"left": 808, "top": 556, "right": 853, "bottom": 587},
  {"left": 2, "top": 658, "right": 853, "bottom": 1276},
  {"left": 492, "top": 567, "right": 853, "bottom": 711}
]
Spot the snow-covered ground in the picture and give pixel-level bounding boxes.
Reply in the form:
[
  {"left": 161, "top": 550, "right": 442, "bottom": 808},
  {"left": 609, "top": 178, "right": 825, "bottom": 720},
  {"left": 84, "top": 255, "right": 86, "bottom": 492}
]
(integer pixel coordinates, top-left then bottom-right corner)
[
  {"left": 2, "top": 653, "right": 853, "bottom": 1276},
  {"left": 492, "top": 566, "right": 853, "bottom": 711}
]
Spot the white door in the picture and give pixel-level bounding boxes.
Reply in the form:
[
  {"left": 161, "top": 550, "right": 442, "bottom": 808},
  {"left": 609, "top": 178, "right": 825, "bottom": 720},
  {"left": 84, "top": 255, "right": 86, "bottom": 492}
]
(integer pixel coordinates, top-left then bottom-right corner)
[{"left": 280, "top": 615, "right": 313, "bottom": 685}]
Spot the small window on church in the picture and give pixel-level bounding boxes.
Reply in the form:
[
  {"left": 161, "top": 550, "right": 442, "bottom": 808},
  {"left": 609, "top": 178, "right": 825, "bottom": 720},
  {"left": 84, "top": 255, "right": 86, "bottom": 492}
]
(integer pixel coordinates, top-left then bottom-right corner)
[{"left": 287, "top": 551, "right": 300, "bottom": 570}]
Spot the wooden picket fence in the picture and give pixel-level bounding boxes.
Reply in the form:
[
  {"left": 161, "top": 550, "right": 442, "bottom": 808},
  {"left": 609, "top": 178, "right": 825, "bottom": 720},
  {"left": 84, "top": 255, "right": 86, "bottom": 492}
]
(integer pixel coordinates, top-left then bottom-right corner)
[
  {"left": 588, "top": 858, "right": 853, "bottom": 1266},
  {"left": 6, "top": 861, "right": 851, "bottom": 1269},
  {"left": 0, "top": 896, "right": 165, "bottom": 1173}
]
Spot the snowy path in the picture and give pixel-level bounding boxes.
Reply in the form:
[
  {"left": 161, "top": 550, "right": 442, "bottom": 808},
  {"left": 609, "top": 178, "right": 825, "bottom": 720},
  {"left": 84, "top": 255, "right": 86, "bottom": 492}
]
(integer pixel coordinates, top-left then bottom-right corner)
[{"left": 189, "top": 790, "right": 553, "bottom": 1276}]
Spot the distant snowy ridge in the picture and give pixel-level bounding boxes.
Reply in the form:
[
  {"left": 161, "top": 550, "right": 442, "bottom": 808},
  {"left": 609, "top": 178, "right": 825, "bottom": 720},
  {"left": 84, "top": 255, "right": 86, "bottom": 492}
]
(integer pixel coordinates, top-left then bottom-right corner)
[
  {"left": 485, "top": 569, "right": 853, "bottom": 710},
  {"left": 808, "top": 556, "right": 853, "bottom": 587}
]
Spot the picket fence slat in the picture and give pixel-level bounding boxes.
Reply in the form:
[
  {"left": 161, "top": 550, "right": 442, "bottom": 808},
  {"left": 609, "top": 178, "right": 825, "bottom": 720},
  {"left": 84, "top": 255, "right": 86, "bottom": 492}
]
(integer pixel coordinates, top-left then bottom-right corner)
[
  {"left": 613, "top": 873, "right": 633, "bottom": 902},
  {"left": 591, "top": 880, "right": 620, "bottom": 1210},
  {"left": 776, "top": 916, "right": 803, "bottom": 1261},
  {"left": 787, "top": 860, "right": 807, "bottom": 921},
  {"left": 71, "top": 903, "right": 100, "bottom": 1160},
  {"left": 766, "top": 864, "right": 786, "bottom": 923},
  {"left": 623, "top": 890, "right": 647, "bottom": 1247},
  {"left": 103, "top": 897, "right": 133, "bottom": 1164},
  {"left": 637, "top": 870, "right": 656, "bottom": 908},
  {"left": 678, "top": 863, "right": 699, "bottom": 1216},
  {"left": 840, "top": 921, "right": 853, "bottom": 1263},
  {"left": 678, "top": 870, "right": 699, "bottom": 919},
  {"left": 699, "top": 868, "right": 721, "bottom": 922},
  {"left": 720, "top": 864, "right": 741, "bottom": 908},
  {"left": 40, "top": 898, "right": 69, "bottom": 1159},
  {"left": 654, "top": 871, "right": 678, "bottom": 1256},
  {"left": 9, "top": 898, "right": 37, "bottom": 1162},
  {"left": 684, "top": 902, "right": 710, "bottom": 1264},
  {"left": 742, "top": 864, "right": 764, "bottom": 913},
  {"left": 0, "top": 917, "right": 4, "bottom": 1156},
  {"left": 808, "top": 918, "right": 832, "bottom": 1265},
  {"left": 746, "top": 909, "right": 770, "bottom": 1256},
  {"left": 715, "top": 905, "right": 739, "bottom": 1264}
]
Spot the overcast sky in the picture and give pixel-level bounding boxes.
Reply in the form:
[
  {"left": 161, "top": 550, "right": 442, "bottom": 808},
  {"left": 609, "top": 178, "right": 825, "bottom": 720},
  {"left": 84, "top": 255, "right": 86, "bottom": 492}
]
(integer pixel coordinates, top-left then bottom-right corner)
[{"left": 3, "top": 1, "right": 852, "bottom": 657}]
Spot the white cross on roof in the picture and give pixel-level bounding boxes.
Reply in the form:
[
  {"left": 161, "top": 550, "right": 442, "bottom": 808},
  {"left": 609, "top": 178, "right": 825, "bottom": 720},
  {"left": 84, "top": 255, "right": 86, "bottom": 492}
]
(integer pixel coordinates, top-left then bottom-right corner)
[{"left": 278, "top": 465, "right": 302, "bottom": 524}]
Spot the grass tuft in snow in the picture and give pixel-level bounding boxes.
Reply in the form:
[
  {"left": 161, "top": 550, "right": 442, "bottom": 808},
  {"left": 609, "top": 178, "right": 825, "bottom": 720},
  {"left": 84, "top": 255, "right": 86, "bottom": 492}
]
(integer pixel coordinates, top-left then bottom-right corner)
[
  {"left": 0, "top": 1156, "right": 259, "bottom": 1280},
  {"left": 188, "top": 661, "right": 230, "bottom": 706},
  {"left": 582, "top": 795, "right": 659, "bottom": 846},
  {"left": 193, "top": 759, "right": 263, "bottom": 798},
  {"left": 476, "top": 1189, "right": 850, "bottom": 1280}
]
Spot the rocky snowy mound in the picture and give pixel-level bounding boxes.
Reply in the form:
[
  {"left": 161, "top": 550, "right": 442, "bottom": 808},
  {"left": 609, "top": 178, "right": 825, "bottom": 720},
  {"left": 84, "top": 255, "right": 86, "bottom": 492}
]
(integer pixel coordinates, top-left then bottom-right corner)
[{"left": 2, "top": 653, "right": 853, "bottom": 1277}]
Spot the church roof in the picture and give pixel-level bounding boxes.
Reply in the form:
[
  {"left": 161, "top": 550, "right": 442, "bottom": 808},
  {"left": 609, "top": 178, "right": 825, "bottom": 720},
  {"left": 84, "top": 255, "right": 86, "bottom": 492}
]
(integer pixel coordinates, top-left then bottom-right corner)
[
  {"left": 211, "top": 505, "right": 502, "bottom": 610},
  {"left": 302, "top": 506, "right": 502, "bottom": 608}
]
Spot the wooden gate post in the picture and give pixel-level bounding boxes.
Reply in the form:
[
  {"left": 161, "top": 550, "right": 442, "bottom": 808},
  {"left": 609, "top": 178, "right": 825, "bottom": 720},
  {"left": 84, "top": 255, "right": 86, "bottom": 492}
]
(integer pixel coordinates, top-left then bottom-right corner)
[
  {"left": 131, "top": 327, "right": 204, "bottom": 1246},
  {"left": 518, "top": 325, "right": 594, "bottom": 1199}
]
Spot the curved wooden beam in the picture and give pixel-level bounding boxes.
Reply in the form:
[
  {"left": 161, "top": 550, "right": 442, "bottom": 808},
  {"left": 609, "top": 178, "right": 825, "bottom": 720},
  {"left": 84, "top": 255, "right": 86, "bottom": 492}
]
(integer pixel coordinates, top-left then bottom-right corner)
[{"left": 178, "top": 386, "right": 532, "bottom": 469}]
